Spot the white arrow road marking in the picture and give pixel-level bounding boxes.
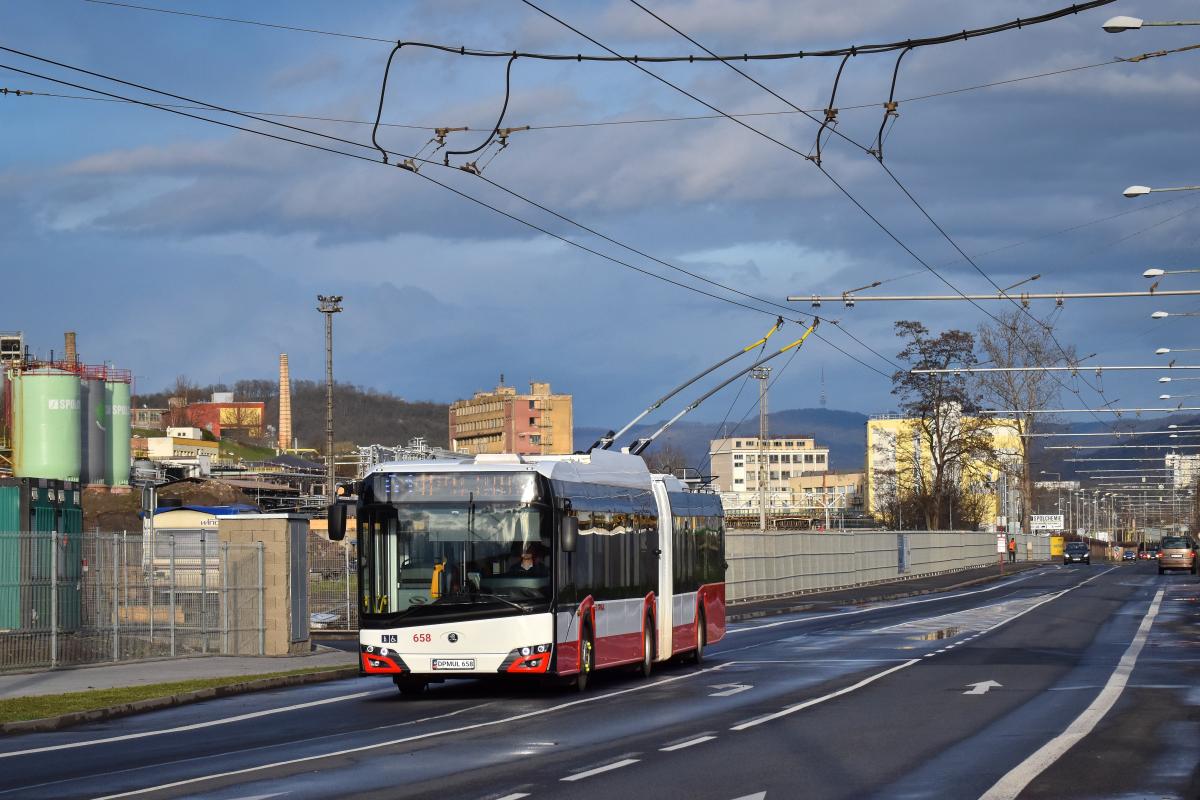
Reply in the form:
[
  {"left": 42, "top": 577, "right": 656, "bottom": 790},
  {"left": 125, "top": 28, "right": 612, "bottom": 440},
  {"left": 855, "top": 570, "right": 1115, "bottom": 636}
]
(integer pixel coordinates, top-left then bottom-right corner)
[
  {"left": 709, "top": 683, "right": 753, "bottom": 697},
  {"left": 963, "top": 680, "right": 1002, "bottom": 695},
  {"left": 980, "top": 588, "right": 1166, "bottom": 800},
  {"left": 730, "top": 793, "right": 766, "bottom": 800}
]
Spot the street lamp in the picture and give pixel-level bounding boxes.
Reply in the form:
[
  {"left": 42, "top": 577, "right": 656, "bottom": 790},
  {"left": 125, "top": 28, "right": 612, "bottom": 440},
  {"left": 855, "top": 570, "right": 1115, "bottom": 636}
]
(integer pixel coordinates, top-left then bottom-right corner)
[
  {"left": 1159, "top": 394, "right": 1200, "bottom": 400},
  {"left": 1151, "top": 311, "right": 1200, "bottom": 319},
  {"left": 1156, "top": 347, "right": 1200, "bottom": 354},
  {"left": 1102, "top": 15, "right": 1200, "bottom": 32},
  {"left": 1144, "top": 268, "right": 1200, "bottom": 278},
  {"left": 1125, "top": 185, "right": 1200, "bottom": 198},
  {"left": 1157, "top": 376, "right": 1200, "bottom": 383}
]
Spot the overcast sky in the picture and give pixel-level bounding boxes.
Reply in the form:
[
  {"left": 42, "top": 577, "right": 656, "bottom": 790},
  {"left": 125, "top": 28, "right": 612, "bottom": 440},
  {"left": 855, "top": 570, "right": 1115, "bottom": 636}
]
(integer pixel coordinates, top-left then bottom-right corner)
[{"left": 4, "top": 0, "right": 1199, "bottom": 429}]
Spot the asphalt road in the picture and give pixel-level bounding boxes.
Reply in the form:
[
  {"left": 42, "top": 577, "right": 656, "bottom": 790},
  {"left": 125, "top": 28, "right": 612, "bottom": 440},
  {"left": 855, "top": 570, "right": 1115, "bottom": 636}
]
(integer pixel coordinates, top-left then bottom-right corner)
[{"left": 1, "top": 562, "right": 1196, "bottom": 800}]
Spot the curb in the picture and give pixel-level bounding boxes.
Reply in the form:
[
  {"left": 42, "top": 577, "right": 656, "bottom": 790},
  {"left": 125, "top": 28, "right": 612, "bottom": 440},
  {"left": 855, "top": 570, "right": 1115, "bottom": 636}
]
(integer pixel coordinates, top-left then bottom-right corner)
[
  {"left": 727, "top": 562, "right": 1047, "bottom": 623},
  {"left": 1, "top": 666, "right": 360, "bottom": 735}
]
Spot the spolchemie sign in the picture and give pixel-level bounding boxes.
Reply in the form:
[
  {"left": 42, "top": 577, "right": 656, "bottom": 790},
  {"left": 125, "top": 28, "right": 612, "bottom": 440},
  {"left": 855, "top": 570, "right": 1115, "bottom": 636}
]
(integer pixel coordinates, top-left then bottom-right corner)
[{"left": 1031, "top": 514, "right": 1065, "bottom": 531}]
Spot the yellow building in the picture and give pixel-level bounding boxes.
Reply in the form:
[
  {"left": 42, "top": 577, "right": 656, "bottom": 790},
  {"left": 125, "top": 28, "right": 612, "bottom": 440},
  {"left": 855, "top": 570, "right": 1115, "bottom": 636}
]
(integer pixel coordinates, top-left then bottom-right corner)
[
  {"left": 449, "top": 380, "right": 573, "bottom": 455},
  {"left": 865, "top": 413, "right": 1020, "bottom": 527}
]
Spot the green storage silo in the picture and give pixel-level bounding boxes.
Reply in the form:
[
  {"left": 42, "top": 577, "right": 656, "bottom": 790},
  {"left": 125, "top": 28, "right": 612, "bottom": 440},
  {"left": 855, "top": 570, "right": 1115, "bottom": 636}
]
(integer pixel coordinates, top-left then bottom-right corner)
[
  {"left": 105, "top": 379, "right": 131, "bottom": 486},
  {"left": 12, "top": 369, "right": 81, "bottom": 482}
]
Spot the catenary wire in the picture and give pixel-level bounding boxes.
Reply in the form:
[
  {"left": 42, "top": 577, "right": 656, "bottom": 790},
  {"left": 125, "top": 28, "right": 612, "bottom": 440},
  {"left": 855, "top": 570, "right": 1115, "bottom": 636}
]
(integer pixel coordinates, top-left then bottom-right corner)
[
  {"left": 81, "top": 0, "right": 1115, "bottom": 60},
  {"left": 0, "top": 45, "right": 904, "bottom": 375},
  {"left": 10, "top": 40, "right": 1199, "bottom": 135},
  {"left": 0, "top": 59, "right": 896, "bottom": 383},
  {"left": 616, "top": 0, "right": 1119, "bottom": 426}
]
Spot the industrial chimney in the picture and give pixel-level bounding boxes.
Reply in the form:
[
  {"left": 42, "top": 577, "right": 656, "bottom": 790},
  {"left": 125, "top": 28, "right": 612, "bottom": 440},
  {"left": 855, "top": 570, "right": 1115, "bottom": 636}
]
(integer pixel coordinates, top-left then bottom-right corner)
[
  {"left": 278, "top": 353, "right": 292, "bottom": 452},
  {"left": 64, "top": 331, "right": 77, "bottom": 367}
]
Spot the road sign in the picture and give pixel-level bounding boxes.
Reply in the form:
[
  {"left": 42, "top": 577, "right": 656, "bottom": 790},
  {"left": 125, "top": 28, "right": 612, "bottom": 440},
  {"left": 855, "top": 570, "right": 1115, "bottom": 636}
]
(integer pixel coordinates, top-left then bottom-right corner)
[
  {"left": 1031, "top": 514, "right": 1064, "bottom": 531},
  {"left": 996, "top": 534, "right": 1007, "bottom": 554}
]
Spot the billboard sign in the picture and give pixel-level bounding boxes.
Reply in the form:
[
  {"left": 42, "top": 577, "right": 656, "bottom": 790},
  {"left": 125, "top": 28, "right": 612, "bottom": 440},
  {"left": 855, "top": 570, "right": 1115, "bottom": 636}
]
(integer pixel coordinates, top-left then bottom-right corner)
[{"left": 1031, "top": 514, "right": 1064, "bottom": 531}]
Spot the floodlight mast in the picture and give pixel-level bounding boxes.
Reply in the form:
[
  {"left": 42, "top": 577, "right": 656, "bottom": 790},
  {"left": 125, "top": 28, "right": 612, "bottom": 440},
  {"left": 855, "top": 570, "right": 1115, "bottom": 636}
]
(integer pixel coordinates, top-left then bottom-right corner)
[
  {"left": 592, "top": 317, "right": 784, "bottom": 452},
  {"left": 628, "top": 321, "right": 819, "bottom": 456}
]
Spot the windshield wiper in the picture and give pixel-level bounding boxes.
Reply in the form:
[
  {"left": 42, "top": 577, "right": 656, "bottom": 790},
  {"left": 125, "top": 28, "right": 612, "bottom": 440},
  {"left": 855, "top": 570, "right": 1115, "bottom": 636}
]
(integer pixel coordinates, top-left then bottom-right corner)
[{"left": 431, "top": 591, "right": 531, "bottom": 613}]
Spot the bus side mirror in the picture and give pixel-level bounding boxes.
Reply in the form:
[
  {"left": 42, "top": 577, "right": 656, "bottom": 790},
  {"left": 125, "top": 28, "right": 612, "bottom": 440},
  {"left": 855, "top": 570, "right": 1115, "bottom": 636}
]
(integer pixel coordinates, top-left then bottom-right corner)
[
  {"left": 327, "top": 503, "right": 347, "bottom": 542},
  {"left": 561, "top": 516, "right": 578, "bottom": 553}
]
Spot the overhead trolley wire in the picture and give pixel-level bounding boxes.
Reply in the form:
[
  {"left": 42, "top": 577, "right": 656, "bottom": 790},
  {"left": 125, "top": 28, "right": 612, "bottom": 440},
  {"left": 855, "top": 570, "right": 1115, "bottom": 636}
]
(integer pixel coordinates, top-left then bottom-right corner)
[
  {"left": 613, "top": 0, "right": 1122, "bottom": 428},
  {"left": 81, "top": 0, "right": 1116, "bottom": 60},
  {"left": 0, "top": 43, "right": 903, "bottom": 377},
  {"left": 0, "top": 55, "right": 896, "bottom": 383},
  {"left": 10, "top": 39, "right": 1199, "bottom": 135}
]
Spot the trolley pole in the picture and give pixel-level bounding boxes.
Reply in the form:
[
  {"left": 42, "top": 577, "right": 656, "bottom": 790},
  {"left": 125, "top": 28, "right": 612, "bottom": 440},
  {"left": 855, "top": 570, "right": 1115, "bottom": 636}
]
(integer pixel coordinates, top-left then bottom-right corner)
[
  {"left": 318, "top": 295, "right": 343, "bottom": 503},
  {"left": 752, "top": 367, "right": 771, "bottom": 532}
]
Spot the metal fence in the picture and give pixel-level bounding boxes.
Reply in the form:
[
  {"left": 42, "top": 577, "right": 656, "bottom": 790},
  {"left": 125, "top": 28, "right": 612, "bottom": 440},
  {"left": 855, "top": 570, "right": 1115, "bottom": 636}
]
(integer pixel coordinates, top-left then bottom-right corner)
[
  {"left": 307, "top": 533, "right": 357, "bottom": 632},
  {"left": 0, "top": 530, "right": 265, "bottom": 671}
]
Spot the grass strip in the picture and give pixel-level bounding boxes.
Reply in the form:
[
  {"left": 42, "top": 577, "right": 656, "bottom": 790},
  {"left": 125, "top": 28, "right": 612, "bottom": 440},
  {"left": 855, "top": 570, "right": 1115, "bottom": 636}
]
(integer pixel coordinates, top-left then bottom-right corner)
[{"left": 0, "top": 665, "right": 348, "bottom": 723}]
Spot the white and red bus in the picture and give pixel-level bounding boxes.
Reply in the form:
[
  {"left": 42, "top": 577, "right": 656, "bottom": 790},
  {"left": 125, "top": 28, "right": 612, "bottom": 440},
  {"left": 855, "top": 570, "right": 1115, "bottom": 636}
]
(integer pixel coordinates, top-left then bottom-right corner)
[{"left": 327, "top": 449, "right": 725, "bottom": 694}]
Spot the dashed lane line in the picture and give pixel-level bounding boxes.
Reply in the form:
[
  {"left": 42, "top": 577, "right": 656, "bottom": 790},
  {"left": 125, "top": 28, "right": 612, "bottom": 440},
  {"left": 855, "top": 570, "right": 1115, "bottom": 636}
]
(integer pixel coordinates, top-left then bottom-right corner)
[
  {"left": 493, "top": 794, "right": 530, "bottom": 800},
  {"left": 89, "top": 663, "right": 733, "bottom": 799},
  {"left": 660, "top": 735, "right": 717, "bottom": 752},
  {"left": 561, "top": 758, "right": 640, "bottom": 782},
  {"left": 730, "top": 568, "right": 1116, "bottom": 732}
]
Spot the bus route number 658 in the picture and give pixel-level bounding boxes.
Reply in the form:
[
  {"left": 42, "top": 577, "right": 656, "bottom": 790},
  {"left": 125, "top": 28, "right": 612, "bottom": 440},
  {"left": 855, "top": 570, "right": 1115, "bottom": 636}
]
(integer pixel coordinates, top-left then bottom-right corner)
[{"left": 412, "top": 633, "right": 432, "bottom": 643}]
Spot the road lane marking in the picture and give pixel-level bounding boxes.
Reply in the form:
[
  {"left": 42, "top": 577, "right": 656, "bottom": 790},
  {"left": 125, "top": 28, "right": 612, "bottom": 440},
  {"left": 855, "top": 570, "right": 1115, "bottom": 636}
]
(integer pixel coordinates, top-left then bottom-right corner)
[
  {"left": 730, "top": 568, "right": 1116, "bottom": 732},
  {"left": 660, "top": 735, "right": 717, "bottom": 752},
  {"left": 90, "top": 663, "right": 732, "bottom": 799},
  {"left": 731, "top": 659, "right": 921, "bottom": 730},
  {"left": 979, "top": 588, "right": 1166, "bottom": 800},
  {"left": 963, "top": 680, "right": 1002, "bottom": 696},
  {"left": 708, "top": 684, "right": 752, "bottom": 697},
  {"left": 561, "top": 758, "right": 639, "bottom": 782},
  {"left": 494, "top": 794, "right": 530, "bottom": 800},
  {"left": 0, "top": 690, "right": 389, "bottom": 759},
  {"left": 727, "top": 570, "right": 1047, "bottom": 635}
]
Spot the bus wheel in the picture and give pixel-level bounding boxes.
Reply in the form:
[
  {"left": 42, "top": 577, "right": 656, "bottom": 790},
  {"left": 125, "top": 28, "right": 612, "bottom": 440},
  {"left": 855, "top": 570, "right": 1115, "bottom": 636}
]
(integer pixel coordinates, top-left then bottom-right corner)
[
  {"left": 393, "top": 676, "right": 428, "bottom": 697},
  {"left": 636, "top": 621, "right": 654, "bottom": 679},
  {"left": 692, "top": 613, "right": 706, "bottom": 665},
  {"left": 574, "top": 630, "right": 594, "bottom": 692}
]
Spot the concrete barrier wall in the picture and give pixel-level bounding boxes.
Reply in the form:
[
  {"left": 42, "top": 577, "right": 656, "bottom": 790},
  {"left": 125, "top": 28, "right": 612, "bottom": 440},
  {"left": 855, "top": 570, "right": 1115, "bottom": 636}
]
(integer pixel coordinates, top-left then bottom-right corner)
[{"left": 726, "top": 530, "right": 1050, "bottom": 604}]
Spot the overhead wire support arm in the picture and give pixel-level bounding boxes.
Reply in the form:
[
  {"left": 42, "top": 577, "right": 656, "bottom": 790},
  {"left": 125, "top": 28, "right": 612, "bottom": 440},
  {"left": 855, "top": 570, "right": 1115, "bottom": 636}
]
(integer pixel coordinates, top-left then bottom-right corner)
[
  {"left": 594, "top": 316, "right": 784, "bottom": 451},
  {"left": 628, "top": 320, "right": 818, "bottom": 456},
  {"left": 794, "top": 289, "right": 1200, "bottom": 305}
]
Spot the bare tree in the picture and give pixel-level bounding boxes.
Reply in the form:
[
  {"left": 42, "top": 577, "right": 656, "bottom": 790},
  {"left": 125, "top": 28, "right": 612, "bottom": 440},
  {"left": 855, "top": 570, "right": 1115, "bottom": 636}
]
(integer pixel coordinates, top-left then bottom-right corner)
[
  {"left": 975, "top": 309, "right": 1066, "bottom": 534},
  {"left": 891, "top": 321, "right": 999, "bottom": 530},
  {"left": 643, "top": 442, "right": 690, "bottom": 476}
]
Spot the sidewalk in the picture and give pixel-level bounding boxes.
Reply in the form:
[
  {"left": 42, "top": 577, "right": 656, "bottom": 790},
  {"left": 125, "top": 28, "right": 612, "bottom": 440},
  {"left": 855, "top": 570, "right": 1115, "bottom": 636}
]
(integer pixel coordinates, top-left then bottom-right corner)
[
  {"left": 0, "top": 648, "right": 358, "bottom": 701},
  {"left": 728, "top": 560, "right": 1048, "bottom": 622}
]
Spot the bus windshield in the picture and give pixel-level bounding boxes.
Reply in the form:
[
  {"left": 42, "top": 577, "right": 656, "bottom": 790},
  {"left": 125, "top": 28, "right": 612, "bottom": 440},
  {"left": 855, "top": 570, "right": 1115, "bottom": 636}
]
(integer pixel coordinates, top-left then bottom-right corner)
[{"left": 360, "top": 500, "right": 551, "bottom": 623}]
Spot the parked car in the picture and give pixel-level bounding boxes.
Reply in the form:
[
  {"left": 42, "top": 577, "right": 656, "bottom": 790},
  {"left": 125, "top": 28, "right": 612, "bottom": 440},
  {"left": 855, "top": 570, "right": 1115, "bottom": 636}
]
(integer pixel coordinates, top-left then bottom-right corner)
[
  {"left": 1157, "top": 536, "right": 1197, "bottom": 575},
  {"left": 1064, "top": 541, "right": 1090, "bottom": 565}
]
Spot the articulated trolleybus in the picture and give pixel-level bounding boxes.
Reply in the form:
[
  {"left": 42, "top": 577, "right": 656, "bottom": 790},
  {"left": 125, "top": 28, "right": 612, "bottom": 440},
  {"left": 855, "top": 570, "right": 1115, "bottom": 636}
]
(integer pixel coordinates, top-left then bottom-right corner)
[{"left": 326, "top": 449, "right": 725, "bottom": 694}]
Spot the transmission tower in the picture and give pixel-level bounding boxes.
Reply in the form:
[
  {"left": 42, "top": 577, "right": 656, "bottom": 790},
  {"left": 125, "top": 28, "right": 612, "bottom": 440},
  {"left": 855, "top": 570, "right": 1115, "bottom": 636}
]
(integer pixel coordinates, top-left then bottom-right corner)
[{"left": 752, "top": 367, "right": 771, "bottom": 531}]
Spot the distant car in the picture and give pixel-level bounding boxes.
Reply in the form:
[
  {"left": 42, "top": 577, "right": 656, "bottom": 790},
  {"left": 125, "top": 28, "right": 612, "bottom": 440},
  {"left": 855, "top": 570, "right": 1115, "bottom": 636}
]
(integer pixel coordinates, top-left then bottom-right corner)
[
  {"left": 1157, "top": 536, "right": 1197, "bottom": 575},
  {"left": 1064, "top": 542, "right": 1090, "bottom": 565},
  {"left": 1122, "top": 549, "right": 1137, "bottom": 561},
  {"left": 1142, "top": 546, "right": 1160, "bottom": 561}
]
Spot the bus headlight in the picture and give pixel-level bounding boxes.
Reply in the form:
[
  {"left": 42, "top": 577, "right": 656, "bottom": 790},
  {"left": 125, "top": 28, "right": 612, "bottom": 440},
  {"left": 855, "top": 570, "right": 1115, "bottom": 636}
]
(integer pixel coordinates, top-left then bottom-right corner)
[{"left": 499, "top": 644, "right": 554, "bottom": 674}]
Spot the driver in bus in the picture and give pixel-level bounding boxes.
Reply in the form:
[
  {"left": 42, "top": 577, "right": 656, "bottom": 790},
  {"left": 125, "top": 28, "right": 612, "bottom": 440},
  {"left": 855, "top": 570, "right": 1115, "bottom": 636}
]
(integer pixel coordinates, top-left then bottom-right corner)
[{"left": 506, "top": 545, "right": 548, "bottom": 577}]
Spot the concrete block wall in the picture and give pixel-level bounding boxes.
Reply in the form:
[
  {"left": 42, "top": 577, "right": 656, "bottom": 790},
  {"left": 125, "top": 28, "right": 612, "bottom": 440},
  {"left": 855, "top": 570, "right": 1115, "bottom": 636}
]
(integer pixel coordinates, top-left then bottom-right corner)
[
  {"left": 726, "top": 530, "right": 1053, "bottom": 604},
  {"left": 218, "top": 515, "right": 310, "bottom": 656}
]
